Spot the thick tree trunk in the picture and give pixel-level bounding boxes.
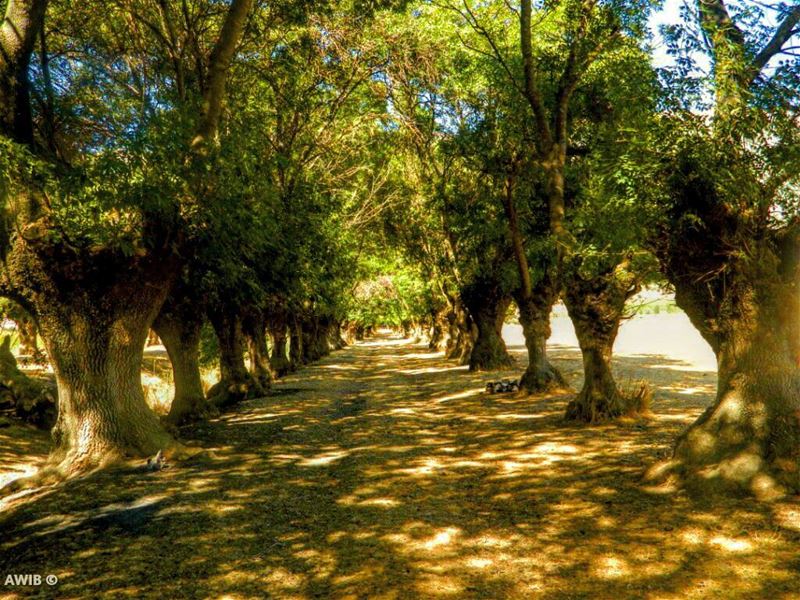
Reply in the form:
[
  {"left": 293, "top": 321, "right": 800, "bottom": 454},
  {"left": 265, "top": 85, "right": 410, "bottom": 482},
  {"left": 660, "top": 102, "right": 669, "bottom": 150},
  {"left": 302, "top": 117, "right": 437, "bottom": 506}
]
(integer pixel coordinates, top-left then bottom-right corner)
[
  {"left": 243, "top": 312, "right": 271, "bottom": 393},
  {"left": 445, "top": 300, "right": 475, "bottom": 365},
  {"left": 562, "top": 261, "right": 639, "bottom": 422},
  {"left": 327, "top": 320, "right": 346, "bottom": 350},
  {"left": 288, "top": 317, "right": 304, "bottom": 370},
  {"left": 463, "top": 285, "right": 513, "bottom": 371},
  {"left": 153, "top": 302, "right": 207, "bottom": 426},
  {"left": 5, "top": 244, "right": 180, "bottom": 473},
  {"left": 208, "top": 306, "right": 264, "bottom": 407},
  {"left": 267, "top": 314, "right": 291, "bottom": 377},
  {"left": 428, "top": 306, "right": 450, "bottom": 352},
  {"left": 652, "top": 195, "right": 800, "bottom": 496},
  {"left": 515, "top": 284, "right": 565, "bottom": 393},
  {"left": 301, "top": 315, "right": 330, "bottom": 364},
  {"left": 661, "top": 274, "right": 800, "bottom": 497},
  {"left": 45, "top": 313, "right": 174, "bottom": 472}
]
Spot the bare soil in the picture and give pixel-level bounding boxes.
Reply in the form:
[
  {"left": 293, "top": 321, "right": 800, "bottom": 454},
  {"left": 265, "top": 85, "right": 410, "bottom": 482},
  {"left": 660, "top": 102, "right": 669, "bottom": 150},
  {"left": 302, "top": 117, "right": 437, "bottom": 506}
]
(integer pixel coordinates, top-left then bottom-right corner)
[{"left": 1, "top": 326, "right": 799, "bottom": 599}]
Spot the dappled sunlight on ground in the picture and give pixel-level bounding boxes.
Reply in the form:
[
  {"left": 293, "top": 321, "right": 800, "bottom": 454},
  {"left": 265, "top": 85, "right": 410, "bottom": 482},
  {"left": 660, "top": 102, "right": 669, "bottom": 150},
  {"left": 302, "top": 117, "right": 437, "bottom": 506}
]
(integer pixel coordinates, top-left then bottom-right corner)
[
  {"left": 0, "top": 423, "right": 49, "bottom": 493},
  {"left": 1, "top": 330, "right": 799, "bottom": 599}
]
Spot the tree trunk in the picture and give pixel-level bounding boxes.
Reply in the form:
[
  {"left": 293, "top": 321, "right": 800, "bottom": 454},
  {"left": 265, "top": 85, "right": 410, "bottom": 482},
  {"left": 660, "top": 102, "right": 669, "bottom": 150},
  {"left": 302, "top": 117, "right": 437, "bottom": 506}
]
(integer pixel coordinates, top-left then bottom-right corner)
[
  {"left": 463, "top": 284, "right": 513, "bottom": 371},
  {"left": 652, "top": 185, "right": 800, "bottom": 496},
  {"left": 301, "top": 315, "right": 330, "bottom": 364},
  {"left": 153, "top": 299, "right": 207, "bottom": 426},
  {"left": 207, "top": 306, "right": 264, "bottom": 407},
  {"left": 445, "top": 300, "right": 475, "bottom": 365},
  {"left": 562, "top": 261, "right": 639, "bottom": 422},
  {"left": 267, "top": 314, "right": 291, "bottom": 377},
  {"left": 515, "top": 282, "right": 565, "bottom": 393},
  {"left": 243, "top": 311, "right": 271, "bottom": 393},
  {"left": 5, "top": 244, "right": 180, "bottom": 473},
  {"left": 327, "top": 320, "right": 346, "bottom": 350},
  {"left": 288, "top": 317, "right": 304, "bottom": 370},
  {"left": 45, "top": 313, "right": 174, "bottom": 472},
  {"left": 663, "top": 272, "right": 800, "bottom": 497},
  {"left": 428, "top": 306, "right": 449, "bottom": 352}
]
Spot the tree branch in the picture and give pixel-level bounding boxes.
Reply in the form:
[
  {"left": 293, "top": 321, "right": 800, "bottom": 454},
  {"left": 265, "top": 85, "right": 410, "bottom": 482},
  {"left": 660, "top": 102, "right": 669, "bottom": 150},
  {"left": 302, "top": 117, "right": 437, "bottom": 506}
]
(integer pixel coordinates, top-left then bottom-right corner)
[
  {"left": 750, "top": 5, "right": 800, "bottom": 80},
  {"left": 521, "top": 0, "right": 552, "bottom": 151},
  {"left": 0, "top": 0, "right": 49, "bottom": 144},
  {"left": 191, "top": 0, "right": 253, "bottom": 150}
]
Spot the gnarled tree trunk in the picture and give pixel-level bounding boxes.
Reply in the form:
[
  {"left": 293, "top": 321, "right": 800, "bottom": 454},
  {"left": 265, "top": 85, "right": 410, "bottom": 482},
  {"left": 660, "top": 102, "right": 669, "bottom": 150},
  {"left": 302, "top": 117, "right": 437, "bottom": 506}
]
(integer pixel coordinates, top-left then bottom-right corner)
[
  {"left": 7, "top": 244, "right": 180, "bottom": 473},
  {"left": 462, "top": 284, "right": 513, "bottom": 371},
  {"left": 267, "top": 313, "right": 291, "bottom": 377},
  {"left": 514, "top": 280, "right": 565, "bottom": 393},
  {"left": 153, "top": 291, "right": 207, "bottom": 426},
  {"left": 301, "top": 315, "right": 330, "bottom": 364},
  {"left": 243, "top": 310, "right": 271, "bottom": 393},
  {"left": 445, "top": 299, "right": 474, "bottom": 365},
  {"left": 562, "top": 260, "right": 639, "bottom": 422},
  {"left": 327, "top": 319, "right": 346, "bottom": 350},
  {"left": 208, "top": 306, "right": 264, "bottom": 407},
  {"left": 653, "top": 143, "right": 800, "bottom": 496},
  {"left": 428, "top": 306, "right": 450, "bottom": 352},
  {"left": 643, "top": 0, "right": 800, "bottom": 499},
  {"left": 660, "top": 253, "right": 800, "bottom": 497}
]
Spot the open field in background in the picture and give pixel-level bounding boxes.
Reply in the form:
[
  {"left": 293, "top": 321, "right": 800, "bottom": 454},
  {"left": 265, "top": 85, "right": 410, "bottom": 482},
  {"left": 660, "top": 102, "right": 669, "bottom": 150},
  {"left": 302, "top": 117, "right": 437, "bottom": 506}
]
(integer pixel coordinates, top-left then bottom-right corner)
[{"left": 506, "top": 309, "right": 718, "bottom": 373}]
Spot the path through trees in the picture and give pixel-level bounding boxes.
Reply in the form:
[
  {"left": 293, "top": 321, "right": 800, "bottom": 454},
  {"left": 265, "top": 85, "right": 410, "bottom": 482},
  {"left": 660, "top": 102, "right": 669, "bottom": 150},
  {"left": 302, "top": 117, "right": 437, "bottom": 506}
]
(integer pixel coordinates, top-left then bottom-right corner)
[{"left": 2, "top": 332, "right": 799, "bottom": 598}]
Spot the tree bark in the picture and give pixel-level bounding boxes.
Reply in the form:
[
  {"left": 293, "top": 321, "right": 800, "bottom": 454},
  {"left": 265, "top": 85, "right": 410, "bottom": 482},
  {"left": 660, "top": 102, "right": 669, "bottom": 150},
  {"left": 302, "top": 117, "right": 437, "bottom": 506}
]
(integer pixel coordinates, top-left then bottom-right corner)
[
  {"left": 243, "top": 310, "right": 271, "bottom": 393},
  {"left": 562, "top": 260, "right": 639, "bottom": 422},
  {"left": 445, "top": 299, "right": 475, "bottom": 365},
  {"left": 462, "top": 284, "right": 513, "bottom": 371},
  {"left": 515, "top": 286, "right": 565, "bottom": 393},
  {"left": 267, "top": 313, "right": 291, "bottom": 377},
  {"left": 659, "top": 252, "right": 800, "bottom": 497},
  {"left": 152, "top": 293, "right": 208, "bottom": 426},
  {"left": 207, "top": 306, "right": 264, "bottom": 407},
  {"left": 190, "top": 0, "right": 254, "bottom": 150},
  {"left": 4, "top": 244, "right": 180, "bottom": 473},
  {"left": 327, "top": 319, "right": 346, "bottom": 350},
  {"left": 301, "top": 315, "right": 330, "bottom": 364},
  {"left": 288, "top": 317, "right": 304, "bottom": 370},
  {"left": 428, "top": 306, "right": 449, "bottom": 352}
]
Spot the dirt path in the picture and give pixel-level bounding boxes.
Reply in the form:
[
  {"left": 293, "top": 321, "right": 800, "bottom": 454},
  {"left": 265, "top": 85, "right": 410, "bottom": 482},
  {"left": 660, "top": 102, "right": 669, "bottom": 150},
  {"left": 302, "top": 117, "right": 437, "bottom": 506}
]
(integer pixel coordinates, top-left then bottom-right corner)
[{"left": 1, "top": 333, "right": 799, "bottom": 599}]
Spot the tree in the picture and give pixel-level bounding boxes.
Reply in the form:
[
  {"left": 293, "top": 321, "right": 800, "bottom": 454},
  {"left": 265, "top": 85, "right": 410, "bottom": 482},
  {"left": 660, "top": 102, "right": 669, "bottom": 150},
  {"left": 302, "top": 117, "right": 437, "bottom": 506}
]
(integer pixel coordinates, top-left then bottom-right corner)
[
  {"left": 0, "top": 0, "right": 252, "bottom": 475},
  {"left": 649, "top": 0, "right": 800, "bottom": 497},
  {"left": 435, "top": 0, "right": 653, "bottom": 391}
]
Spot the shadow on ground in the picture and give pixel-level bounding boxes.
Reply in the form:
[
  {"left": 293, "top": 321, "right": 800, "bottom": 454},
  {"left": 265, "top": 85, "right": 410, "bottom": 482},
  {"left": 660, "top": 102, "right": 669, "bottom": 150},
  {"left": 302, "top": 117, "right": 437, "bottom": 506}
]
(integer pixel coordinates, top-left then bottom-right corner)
[{"left": 1, "top": 333, "right": 799, "bottom": 599}]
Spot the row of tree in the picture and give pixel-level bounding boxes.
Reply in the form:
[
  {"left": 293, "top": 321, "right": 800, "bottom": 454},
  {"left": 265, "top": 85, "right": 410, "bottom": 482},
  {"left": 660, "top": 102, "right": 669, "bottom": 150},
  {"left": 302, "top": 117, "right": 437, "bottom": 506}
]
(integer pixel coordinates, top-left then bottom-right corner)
[{"left": 1, "top": 0, "right": 798, "bottom": 499}]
